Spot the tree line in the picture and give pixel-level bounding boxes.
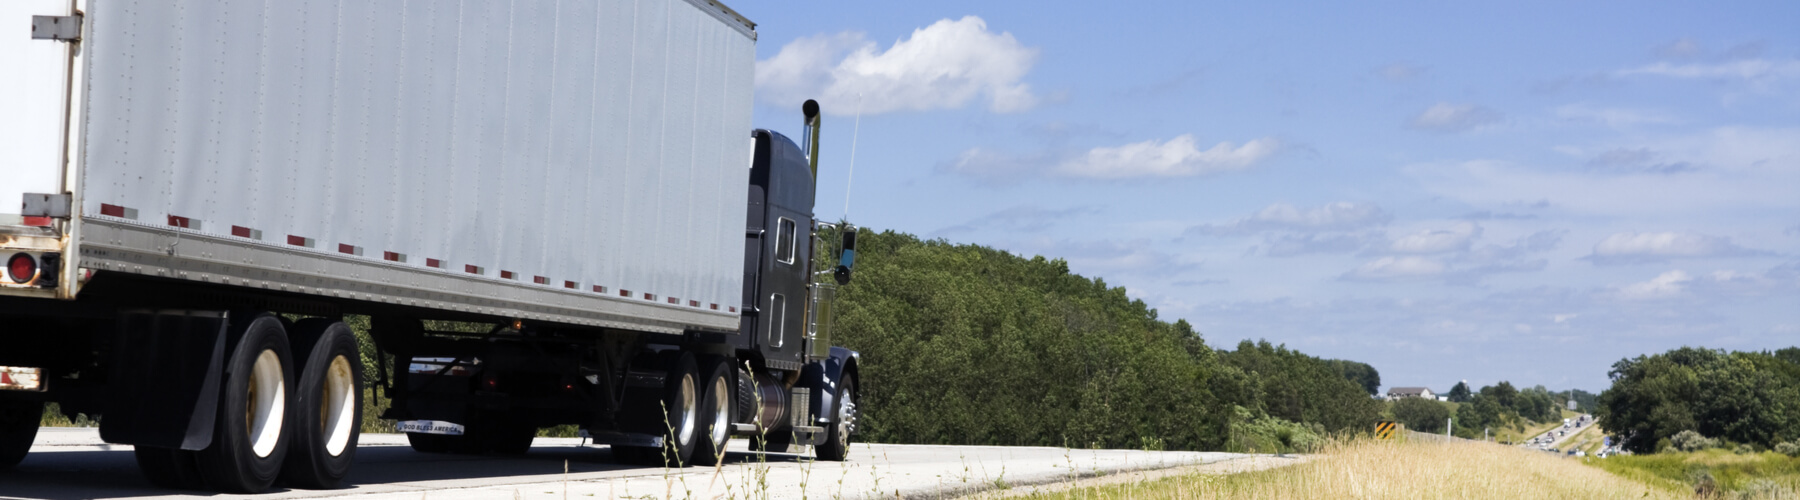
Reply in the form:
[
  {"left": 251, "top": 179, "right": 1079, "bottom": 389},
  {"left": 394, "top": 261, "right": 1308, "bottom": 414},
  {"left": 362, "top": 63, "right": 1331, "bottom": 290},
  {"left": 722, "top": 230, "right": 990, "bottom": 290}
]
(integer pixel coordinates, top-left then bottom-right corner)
[
  {"left": 1597, "top": 346, "right": 1800, "bottom": 453},
  {"left": 829, "top": 229, "right": 1382, "bottom": 452}
]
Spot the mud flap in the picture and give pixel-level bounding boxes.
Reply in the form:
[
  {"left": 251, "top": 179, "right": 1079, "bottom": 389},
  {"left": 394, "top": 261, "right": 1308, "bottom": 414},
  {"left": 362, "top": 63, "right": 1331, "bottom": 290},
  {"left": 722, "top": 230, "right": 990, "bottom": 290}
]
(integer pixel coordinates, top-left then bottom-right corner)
[{"left": 98, "top": 310, "right": 228, "bottom": 450}]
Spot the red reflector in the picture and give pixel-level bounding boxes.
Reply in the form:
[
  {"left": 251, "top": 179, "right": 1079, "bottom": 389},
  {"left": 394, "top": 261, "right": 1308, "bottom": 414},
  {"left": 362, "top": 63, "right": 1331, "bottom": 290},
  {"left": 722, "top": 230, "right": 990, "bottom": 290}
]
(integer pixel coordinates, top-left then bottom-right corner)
[
  {"left": 100, "top": 204, "right": 125, "bottom": 217},
  {"left": 593, "top": 285, "right": 606, "bottom": 293},
  {"left": 465, "top": 265, "right": 481, "bottom": 274},
  {"left": 232, "top": 225, "right": 252, "bottom": 237},
  {"left": 287, "top": 235, "right": 313, "bottom": 247},
  {"left": 384, "top": 251, "right": 401, "bottom": 262},
  {"left": 564, "top": 281, "right": 577, "bottom": 289},
  {"left": 645, "top": 293, "right": 656, "bottom": 301},
  {"left": 22, "top": 216, "right": 52, "bottom": 227},
  {"left": 338, "top": 244, "right": 356, "bottom": 255},
  {"left": 7, "top": 254, "right": 34, "bottom": 284},
  {"left": 427, "top": 258, "right": 443, "bottom": 268},
  {"left": 500, "top": 270, "right": 515, "bottom": 280},
  {"left": 667, "top": 297, "right": 678, "bottom": 304},
  {"left": 619, "top": 289, "right": 631, "bottom": 297},
  {"left": 710, "top": 304, "right": 719, "bottom": 310},
  {"left": 167, "top": 215, "right": 195, "bottom": 228},
  {"left": 534, "top": 276, "right": 548, "bottom": 285},
  {"left": 690, "top": 300, "right": 699, "bottom": 307},
  {"left": 729, "top": 307, "right": 737, "bottom": 313}
]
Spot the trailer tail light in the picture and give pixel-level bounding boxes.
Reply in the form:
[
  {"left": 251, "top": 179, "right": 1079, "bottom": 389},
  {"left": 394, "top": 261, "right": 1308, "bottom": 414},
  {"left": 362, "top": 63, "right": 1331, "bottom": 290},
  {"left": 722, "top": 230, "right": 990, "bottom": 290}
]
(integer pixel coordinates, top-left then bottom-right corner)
[
  {"left": 7, "top": 253, "right": 35, "bottom": 283},
  {"left": 0, "top": 366, "right": 44, "bottom": 391}
]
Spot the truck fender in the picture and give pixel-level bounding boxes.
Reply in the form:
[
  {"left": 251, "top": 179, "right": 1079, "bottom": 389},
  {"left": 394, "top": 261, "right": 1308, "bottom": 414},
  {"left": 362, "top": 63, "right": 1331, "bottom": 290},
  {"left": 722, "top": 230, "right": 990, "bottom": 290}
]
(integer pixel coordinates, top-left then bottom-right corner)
[{"left": 800, "top": 346, "right": 859, "bottom": 425}]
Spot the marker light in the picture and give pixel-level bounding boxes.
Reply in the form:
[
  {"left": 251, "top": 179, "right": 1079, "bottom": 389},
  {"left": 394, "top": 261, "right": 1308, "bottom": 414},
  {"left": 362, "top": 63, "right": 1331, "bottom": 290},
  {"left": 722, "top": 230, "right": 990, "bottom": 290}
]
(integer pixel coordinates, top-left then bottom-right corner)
[{"left": 7, "top": 253, "right": 35, "bottom": 284}]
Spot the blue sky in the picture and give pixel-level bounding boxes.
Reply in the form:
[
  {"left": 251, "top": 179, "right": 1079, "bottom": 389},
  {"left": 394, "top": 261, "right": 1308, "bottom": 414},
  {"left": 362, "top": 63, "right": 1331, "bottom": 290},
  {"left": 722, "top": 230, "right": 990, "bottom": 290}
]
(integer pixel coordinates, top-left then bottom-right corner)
[{"left": 730, "top": 1, "right": 1800, "bottom": 393}]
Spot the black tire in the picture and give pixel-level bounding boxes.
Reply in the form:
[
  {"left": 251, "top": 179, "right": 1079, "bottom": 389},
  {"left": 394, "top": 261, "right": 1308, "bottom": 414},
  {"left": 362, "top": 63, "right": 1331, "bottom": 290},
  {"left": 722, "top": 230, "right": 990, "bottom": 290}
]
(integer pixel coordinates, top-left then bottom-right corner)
[
  {"left": 133, "top": 446, "right": 204, "bottom": 490},
  {"left": 815, "top": 375, "right": 856, "bottom": 462},
  {"left": 279, "top": 319, "right": 363, "bottom": 489},
  {"left": 654, "top": 354, "right": 701, "bottom": 467},
  {"left": 690, "top": 359, "right": 734, "bottom": 466},
  {"left": 0, "top": 399, "right": 43, "bottom": 470},
  {"left": 196, "top": 314, "right": 294, "bottom": 493}
]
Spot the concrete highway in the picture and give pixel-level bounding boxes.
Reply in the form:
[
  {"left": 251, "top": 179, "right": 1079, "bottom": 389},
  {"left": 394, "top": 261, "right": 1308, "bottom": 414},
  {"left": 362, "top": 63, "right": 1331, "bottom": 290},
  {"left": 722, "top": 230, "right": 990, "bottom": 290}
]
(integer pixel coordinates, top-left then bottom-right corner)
[{"left": 0, "top": 428, "right": 1260, "bottom": 499}]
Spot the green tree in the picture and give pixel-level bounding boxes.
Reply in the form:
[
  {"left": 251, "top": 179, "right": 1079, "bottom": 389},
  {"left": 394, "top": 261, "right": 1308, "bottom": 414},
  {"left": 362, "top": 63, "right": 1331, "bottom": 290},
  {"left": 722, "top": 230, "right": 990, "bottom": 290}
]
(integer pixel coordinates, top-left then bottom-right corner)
[
  {"left": 1392, "top": 397, "right": 1450, "bottom": 434},
  {"left": 1447, "top": 381, "right": 1472, "bottom": 402},
  {"left": 1597, "top": 346, "right": 1800, "bottom": 452}
]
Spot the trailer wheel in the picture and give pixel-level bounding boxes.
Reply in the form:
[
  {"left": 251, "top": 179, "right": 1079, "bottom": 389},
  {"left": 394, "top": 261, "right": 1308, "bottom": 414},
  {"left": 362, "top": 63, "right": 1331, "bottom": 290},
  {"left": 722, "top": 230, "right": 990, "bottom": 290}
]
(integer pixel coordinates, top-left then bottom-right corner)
[
  {"left": 690, "top": 359, "right": 734, "bottom": 466},
  {"left": 0, "top": 399, "right": 43, "bottom": 469},
  {"left": 133, "top": 446, "right": 204, "bottom": 490},
  {"left": 815, "top": 375, "right": 856, "bottom": 462},
  {"left": 280, "top": 320, "right": 362, "bottom": 489},
  {"left": 196, "top": 314, "right": 293, "bottom": 493},
  {"left": 655, "top": 354, "right": 701, "bottom": 466}
]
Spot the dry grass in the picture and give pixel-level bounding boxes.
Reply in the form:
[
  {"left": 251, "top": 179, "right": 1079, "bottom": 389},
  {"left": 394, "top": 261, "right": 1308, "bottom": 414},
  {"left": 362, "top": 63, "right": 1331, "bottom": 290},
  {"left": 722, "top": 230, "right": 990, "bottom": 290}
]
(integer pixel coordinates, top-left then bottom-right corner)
[{"left": 1015, "top": 435, "right": 1681, "bottom": 500}]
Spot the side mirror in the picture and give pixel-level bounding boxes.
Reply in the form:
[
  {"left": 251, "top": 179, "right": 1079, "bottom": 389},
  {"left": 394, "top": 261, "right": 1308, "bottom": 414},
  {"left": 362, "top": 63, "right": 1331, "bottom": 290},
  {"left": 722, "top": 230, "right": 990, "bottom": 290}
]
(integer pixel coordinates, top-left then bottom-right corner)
[{"left": 833, "top": 227, "right": 857, "bottom": 285}]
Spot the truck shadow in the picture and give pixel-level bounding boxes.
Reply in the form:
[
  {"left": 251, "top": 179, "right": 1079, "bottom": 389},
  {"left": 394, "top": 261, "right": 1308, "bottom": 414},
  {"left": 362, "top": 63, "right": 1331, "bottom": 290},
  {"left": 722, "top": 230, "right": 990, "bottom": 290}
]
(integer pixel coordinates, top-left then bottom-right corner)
[{"left": 0, "top": 445, "right": 808, "bottom": 499}]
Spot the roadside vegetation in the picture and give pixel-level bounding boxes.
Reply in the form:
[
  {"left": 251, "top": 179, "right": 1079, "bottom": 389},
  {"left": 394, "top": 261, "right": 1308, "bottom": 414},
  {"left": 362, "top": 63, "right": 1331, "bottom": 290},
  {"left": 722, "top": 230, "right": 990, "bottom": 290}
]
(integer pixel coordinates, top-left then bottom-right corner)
[
  {"left": 1012, "top": 435, "right": 1680, "bottom": 499},
  {"left": 1597, "top": 346, "right": 1800, "bottom": 453},
  {"left": 1588, "top": 449, "right": 1800, "bottom": 498},
  {"left": 827, "top": 229, "right": 1381, "bottom": 452}
]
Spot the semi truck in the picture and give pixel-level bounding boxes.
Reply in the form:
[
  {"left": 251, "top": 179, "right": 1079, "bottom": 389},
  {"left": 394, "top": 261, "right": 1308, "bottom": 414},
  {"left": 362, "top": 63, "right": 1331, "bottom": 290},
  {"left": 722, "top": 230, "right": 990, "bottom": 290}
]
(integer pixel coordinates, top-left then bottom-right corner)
[{"left": 0, "top": 0, "right": 862, "bottom": 493}]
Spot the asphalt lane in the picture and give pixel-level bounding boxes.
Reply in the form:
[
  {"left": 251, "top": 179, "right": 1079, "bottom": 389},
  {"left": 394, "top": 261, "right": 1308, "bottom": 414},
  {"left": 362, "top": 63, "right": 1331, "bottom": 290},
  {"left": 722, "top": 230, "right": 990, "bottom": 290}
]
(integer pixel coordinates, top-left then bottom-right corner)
[{"left": 1, "top": 428, "right": 1253, "bottom": 499}]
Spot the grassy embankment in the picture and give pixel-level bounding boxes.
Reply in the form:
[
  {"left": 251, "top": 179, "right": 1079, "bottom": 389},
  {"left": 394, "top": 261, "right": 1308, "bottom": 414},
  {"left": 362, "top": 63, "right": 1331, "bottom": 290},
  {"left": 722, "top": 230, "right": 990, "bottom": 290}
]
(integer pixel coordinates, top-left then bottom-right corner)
[
  {"left": 1013, "top": 435, "right": 1680, "bottom": 499},
  {"left": 1587, "top": 449, "right": 1800, "bottom": 497}
]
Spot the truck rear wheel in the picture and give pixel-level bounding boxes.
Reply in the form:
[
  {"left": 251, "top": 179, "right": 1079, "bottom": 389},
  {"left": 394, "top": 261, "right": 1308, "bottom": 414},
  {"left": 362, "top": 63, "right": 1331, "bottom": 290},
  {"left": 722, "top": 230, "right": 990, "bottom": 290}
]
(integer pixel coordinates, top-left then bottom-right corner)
[
  {"left": 0, "top": 399, "right": 43, "bottom": 470},
  {"left": 690, "top": 359, "right": 733, "bottom": 466},
  {"left": 196, "top": 314, "right": 293, "bottom": 493},
  {"left": 280, "top": 319, "right": 362, "bottom": 489}
]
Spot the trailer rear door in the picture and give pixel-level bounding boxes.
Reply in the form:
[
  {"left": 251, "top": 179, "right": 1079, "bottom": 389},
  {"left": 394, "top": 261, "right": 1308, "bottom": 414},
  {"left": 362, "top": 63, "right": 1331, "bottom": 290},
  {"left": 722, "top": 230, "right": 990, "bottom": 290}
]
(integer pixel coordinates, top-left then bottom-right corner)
[{"left": 0, "top": 0, "right": 74, "bottom": 225}]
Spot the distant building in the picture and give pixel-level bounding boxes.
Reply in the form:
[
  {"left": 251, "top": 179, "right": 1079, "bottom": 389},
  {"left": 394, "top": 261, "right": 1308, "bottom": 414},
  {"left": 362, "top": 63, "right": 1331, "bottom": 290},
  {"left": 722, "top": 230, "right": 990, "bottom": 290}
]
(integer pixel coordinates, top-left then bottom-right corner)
[
  {"left": 1387, "top": 387, "right": 1436, "bottom": 400},
  {"left": 1567, "top": 399, "right": 1578, "bottom": 411},
  {"left": 1437, "top": 395, "right": 1449, "bottom": 402}
]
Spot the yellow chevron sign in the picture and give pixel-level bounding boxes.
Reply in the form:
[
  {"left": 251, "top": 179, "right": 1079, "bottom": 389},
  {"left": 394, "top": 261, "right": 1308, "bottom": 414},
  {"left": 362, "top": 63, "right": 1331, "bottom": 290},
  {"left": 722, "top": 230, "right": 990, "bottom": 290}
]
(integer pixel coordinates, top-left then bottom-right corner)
[{"left": 1376, "top": 421, "right": 1398, "bottom": 439}]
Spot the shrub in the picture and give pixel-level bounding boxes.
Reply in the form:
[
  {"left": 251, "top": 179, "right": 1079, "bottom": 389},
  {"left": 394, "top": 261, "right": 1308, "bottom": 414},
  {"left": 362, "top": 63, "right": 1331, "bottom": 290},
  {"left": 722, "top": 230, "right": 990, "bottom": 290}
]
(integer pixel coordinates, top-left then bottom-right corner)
[
  {"left": 1671, "top": 430, "right": 1719, "bottom": 452},
  {"left": 1776, "top": 441, "right": 1800, "bottom": 458}
]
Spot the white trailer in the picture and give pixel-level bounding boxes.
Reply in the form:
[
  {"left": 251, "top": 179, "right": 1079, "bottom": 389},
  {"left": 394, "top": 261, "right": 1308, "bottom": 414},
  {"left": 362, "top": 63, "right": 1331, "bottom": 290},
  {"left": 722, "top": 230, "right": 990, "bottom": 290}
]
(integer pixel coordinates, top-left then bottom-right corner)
[{"left": 1, "top": 0, "right": 861, "bottom": 492}]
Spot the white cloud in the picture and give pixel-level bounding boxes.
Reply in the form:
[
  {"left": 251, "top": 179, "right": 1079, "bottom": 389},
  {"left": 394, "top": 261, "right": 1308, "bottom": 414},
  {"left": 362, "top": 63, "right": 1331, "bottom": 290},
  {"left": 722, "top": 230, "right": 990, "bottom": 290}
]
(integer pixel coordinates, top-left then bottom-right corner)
[
  {"left": 1191, "top": 202, "right": 1391, "bottom": 235},
  {"left": 1054, "top": 135, "right": 1279, "bottom": 179},
  {"left": 1376, "top": 62, "right": 1429, "bottom": 82},
  {"left": 1617, "top": 59, "right": 1800, "bottom": 81},
  {"left": 1390, "top": 222, "right": 1482, "bottom": 254},
  {"left": 1341, "top": 256, "right": 1448, "bottom": 282},
  {"left": 1616, "top": 270, "right": 1692, "bottom": 300},
  {"left": 1015, "top": 238, "right": 1194, "bottom": 278},
  {"left": 1554, "top": 104, "right": 1677, "bottom": 127},
  {"left": 933, "top": 205, "right": 1095, "bottom": 235},
  {"left": 755, "top": 16, "right": 1040, "bottom": 115},
  {"left": 1588, "top": 232, "right": 1757, "bottom": 264},
  {"left": 1409, "top": 103, "right": 1503, "bottom": 133}
]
